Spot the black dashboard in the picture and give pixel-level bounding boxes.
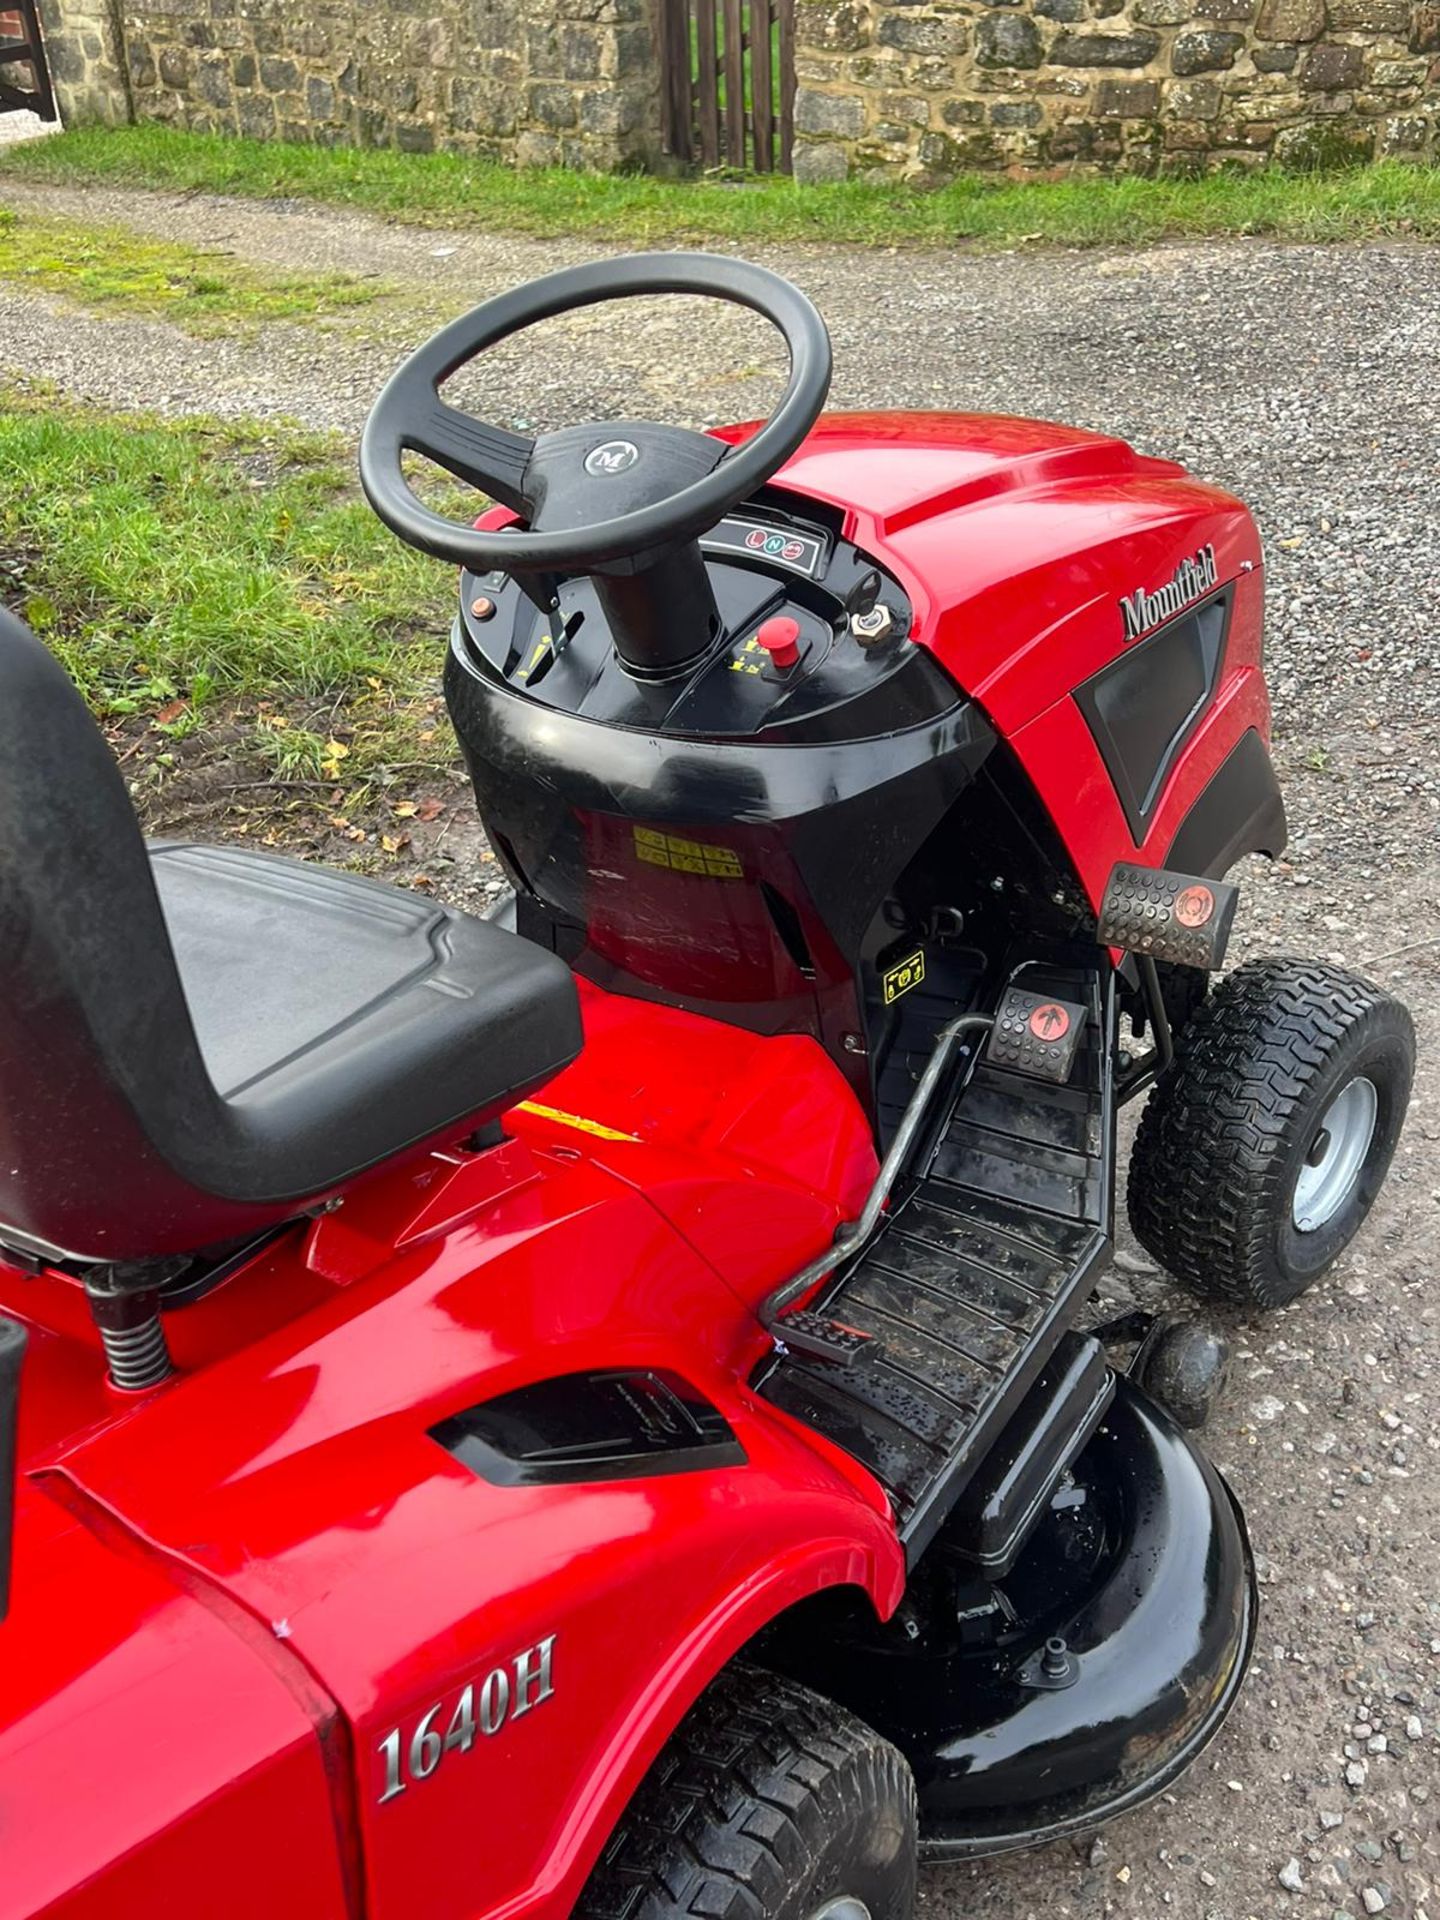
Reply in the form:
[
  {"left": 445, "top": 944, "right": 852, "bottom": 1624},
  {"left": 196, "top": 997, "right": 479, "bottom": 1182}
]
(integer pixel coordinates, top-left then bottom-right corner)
[{"left": 449, "top": 496, "right": 958, "bottom": 744}]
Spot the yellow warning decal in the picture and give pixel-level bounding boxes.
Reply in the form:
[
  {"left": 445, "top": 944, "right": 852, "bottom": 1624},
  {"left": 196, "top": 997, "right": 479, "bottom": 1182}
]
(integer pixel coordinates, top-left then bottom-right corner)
[
  {"left": 882, "top": 950, "right": 926, "bottom": 1005},
  {"left": 515, "top": 1100, "right": 640, "bottom": 1143},
  {"left": 633, "top": 825, "right": 743, "bottom": 880}
]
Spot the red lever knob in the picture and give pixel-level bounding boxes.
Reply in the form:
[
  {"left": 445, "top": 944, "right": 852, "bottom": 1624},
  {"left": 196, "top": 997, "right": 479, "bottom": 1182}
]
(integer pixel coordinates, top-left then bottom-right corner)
[{"left": 755, "top": 615, "right": 802, "bottom": 671}]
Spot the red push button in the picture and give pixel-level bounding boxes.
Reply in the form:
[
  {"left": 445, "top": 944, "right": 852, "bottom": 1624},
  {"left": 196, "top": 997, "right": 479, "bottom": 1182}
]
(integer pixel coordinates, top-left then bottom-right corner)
[{"left": 755, "top": 616, "right": 802, "bottom": 670}]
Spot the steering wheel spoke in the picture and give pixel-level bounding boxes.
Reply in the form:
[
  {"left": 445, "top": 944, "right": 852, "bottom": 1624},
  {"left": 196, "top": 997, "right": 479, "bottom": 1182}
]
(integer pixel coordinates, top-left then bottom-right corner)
[{"left": 408, "top": 402, "right": 534, "bottom": 513}]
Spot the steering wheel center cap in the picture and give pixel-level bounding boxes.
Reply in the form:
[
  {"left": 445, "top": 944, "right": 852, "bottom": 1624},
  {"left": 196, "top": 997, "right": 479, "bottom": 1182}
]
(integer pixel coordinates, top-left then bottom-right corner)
[{"left": 584, "top": 440, "right": 640, "bottom": 477}]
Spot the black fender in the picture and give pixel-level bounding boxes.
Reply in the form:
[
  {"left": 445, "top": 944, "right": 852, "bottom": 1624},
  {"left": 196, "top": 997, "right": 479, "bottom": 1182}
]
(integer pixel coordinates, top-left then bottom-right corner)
[{"left": 1166, "top": 727, "right": 1288, "bottom": 879}]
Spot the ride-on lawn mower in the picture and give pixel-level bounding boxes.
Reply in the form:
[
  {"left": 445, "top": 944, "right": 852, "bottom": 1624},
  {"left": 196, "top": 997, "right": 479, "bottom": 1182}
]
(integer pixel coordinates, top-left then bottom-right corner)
[{"left": 0, "top": 256, "right": 1415, "bottom": 1920}]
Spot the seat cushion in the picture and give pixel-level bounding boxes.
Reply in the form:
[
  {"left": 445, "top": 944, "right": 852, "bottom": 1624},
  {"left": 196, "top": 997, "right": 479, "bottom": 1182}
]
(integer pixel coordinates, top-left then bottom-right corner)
[{"left": 151, "top": 842, "right": 581, "bottom": 1187}]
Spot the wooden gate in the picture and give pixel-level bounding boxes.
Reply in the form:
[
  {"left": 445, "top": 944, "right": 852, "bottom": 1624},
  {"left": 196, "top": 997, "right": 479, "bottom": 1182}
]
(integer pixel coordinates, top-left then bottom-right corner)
[
  {"left": 660, "top": 0, "right": 795, "bottom": 174},
  {"left": 0, "top": 0, "right": 56, "bottom": 120}
]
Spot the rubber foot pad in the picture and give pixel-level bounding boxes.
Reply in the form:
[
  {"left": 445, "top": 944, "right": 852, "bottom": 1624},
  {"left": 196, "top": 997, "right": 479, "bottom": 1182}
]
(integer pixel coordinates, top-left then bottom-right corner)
[
  {"left": 1098, "top": 864, "right": 1239, "bottom": 971},
  {"left": 986, "top": 989, "right": 1086, "bottom": 1085},
  {"left": 773, "top": 1309, "right": 877, "bottom": 1366}
]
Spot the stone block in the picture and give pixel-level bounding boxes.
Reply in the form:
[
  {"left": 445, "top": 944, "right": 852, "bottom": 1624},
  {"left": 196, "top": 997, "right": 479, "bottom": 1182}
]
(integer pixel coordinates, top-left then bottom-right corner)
[
  {"left": 451, "top": 74, "right": 514, "bottom": 131},
  {"left": 1272, "top": 113, "right": 1374, "bottom": 155},
  {"left": 1253, "top": 43, "right": 1300, "bottom": 67},
  {"left": 990, "top": 96, "right": 1043, "bottom": 121},
  {"left": 1166, "top": 73, "right": 1223, "bottom": 110},
  {"left": 795, "top": 85, "right": 868, "bottom": 133},
  {"left": 877, "top": 13, "right": 969, "bottom": 53},
  {"left": 1256, "top": 0, "right": 1326, "bottom": 34},
  {"left": 1378, "top": 108, "right": 1431, "bottom": 142},
  {"left": 880, "top": 90, "right": 931, "bottom": 122},
  {"left": 1410, "top": 3, "right": 1440, "bottom": 48},
  {"left": 1134, "top": 0, "right": 1194, "bottom": 23},
  {"left": 306, "top": 74, "right": 335, "bottom": 119},
  {"left": 1371, "top": 55, "right": 1428, "bottom": 79},
  {"left": 158, "top": 45, "right": 193, "bottom": 86},
  {"left": 975, "top": 11, "right": 1043, "bottom": 63},
  {"left": 941, "top": 95, "right": 988, "bottom": 121},
  {"left": 1171, "top": 28, "right": 1246, "bottom": 68},
  {"left": 258, "top": 55, "right": 301, "bottom": 92},
  {"left": 528, "top": 81, "right": 579, "bottom": 127},
  {"left": 515, "top": 129, "right": 563, "bottom": 166},
  {"left": 1096, "top": 76, "right": 1162, "bottom": 111},
  {"left": 796, "top": 3, "right": 870, "bottom": 51},
  {"left": 1050, "top": 29, "right": 1162, "bottom": 61},
  {"left": 237, "top": 90, "right": 275, "bottom": 135},
  {"left": 1326, "top": 0, "right": 1410, "bottom": 26},
  {"left": 917, "top": 126, "right": 999, "bottom": 170},
  {"left": 194, "top": 56, "right": 231, "bottom": 105},
  {"left": 1035, "top": 0, "right": 1085, "bottom": 18},
  {"left": 1196, "top": 0, "right": 1256, "bottom": 17},
  {"left": 558, "top": 23, "right": 602, "bottom": 78},
  {"left": 793, "top": 138, "right": 851, "bottom": 179},
  {"left": 1301, "top": 39, "right": 1363, "bottom": 85}
]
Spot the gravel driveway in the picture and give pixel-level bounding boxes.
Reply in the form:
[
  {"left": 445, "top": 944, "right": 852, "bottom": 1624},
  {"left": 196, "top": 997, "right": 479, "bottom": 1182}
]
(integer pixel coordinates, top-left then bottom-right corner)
[{"left": 3, "top": 180, "right": 1438, "bottom": 1920}]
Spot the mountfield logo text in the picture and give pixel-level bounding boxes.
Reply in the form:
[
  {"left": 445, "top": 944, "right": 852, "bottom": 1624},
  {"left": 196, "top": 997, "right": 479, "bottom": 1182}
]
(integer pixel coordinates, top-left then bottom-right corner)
[{"left": 1119, "top": 545, "right": 1219, "bottom": 643}]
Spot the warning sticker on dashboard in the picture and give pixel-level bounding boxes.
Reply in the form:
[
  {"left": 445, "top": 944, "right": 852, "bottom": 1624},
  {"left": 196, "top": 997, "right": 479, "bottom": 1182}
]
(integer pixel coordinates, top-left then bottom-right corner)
[{"left": 633, "top": 826, "right": 743, "bottom": 880}]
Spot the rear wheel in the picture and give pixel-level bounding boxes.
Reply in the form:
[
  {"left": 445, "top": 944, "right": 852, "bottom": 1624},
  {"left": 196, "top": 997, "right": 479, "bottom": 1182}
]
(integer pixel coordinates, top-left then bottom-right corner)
[
  {"left": 1128, "top": 957, "right": 1414, "bottom": 1309},
  {"left": 575, "top": 1664, "right": 917, "bottom": 1920}
]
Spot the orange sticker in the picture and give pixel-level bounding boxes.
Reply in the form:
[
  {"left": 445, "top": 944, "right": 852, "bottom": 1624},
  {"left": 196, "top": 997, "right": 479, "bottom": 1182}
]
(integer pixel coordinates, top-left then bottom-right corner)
[
  {"left": 1028, "top": 1002, "right": 1071, "bottom": 1042},
  {"left": 1175, "top": 884, "right": 1216, "bottom": 928}
]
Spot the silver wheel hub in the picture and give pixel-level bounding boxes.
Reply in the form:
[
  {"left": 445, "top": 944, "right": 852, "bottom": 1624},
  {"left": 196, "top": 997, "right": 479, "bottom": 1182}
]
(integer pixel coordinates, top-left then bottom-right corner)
[
  {"left": 807, "top": 1901, "right": 871, "bottom": 1920},
  {"left": 1293, "top": 1076, "right": 1378, "bottom": 1233}
]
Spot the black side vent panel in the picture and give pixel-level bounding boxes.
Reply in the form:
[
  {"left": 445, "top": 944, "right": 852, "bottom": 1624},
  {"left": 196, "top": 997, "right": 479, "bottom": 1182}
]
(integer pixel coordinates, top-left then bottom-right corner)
[
  {"left": 432, "top": 1368, "right": 746, "bottom": 1486},
  {"left": 1075, "top": 588, "right": 1232, "bottom": 840}
]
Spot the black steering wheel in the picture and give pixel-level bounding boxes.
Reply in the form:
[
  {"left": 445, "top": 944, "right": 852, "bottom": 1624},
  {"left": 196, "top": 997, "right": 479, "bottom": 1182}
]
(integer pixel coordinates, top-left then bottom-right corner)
[{"left": 358, "top": 252, "right": 832, "bottom": 580}]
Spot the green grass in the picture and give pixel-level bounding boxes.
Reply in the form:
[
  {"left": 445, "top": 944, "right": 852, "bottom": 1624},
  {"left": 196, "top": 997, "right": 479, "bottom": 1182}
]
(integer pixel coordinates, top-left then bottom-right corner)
[
  {"left": 0, "top": 205, "right": 387, "bottom": 334},
  {"left": 4, "top": 126, "right": 1440, "bottom": 250},
  {"left": 0, "top": 385, "right": 458, "bottom": 774}
]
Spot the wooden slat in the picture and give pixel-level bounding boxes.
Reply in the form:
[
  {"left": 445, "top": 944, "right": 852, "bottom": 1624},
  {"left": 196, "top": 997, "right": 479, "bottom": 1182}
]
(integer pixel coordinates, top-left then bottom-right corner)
[
  {"left": 696, "top": 0, "right": 720, "bottom": 168},
  {"left": 777, "top": 0, "right": 795, "bottom": 173},
  {"left": 722, "top": 0, "right": 746, "bottom": 168},
  {"left": 750, "top": 0, "right": 774, "bottom": 171},
  {"left": 658, "top": 0, "right": 685, "bottom": 159}
]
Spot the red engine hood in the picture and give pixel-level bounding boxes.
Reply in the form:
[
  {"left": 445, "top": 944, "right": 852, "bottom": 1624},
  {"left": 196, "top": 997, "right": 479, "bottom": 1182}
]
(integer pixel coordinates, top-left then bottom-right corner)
[{"left": 716, "top": 411, "right": 1260, "bottom": 735}]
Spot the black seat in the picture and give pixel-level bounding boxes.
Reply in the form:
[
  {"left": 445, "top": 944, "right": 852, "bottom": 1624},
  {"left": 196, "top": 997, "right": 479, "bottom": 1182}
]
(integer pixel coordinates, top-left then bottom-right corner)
[{"left": 0, "top": 608, "right": 581, "bottom": 1264}]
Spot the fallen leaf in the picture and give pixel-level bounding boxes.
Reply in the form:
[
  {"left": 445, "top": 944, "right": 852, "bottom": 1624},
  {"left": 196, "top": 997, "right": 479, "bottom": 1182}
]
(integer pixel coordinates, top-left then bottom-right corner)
[
  {"left": 153, "top": 698, "right": 187, "bottom": 725},
  {"left": 392, "top": 800, "right": 418, "bottom": 819},
  {"left": 416, "top": 796, "right": 446, "bottom": 822}
]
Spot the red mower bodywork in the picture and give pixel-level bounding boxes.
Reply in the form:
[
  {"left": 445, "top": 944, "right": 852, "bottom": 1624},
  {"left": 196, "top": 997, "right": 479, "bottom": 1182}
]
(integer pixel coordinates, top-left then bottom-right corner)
[{"left": 0, "top": 407, "right": 1278, "bottom": 1918}]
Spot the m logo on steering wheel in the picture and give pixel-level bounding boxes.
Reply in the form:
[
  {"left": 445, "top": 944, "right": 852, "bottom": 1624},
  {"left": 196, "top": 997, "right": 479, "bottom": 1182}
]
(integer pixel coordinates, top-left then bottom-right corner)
[{"left": 584, "top": 441, "right": 640, "bottom": 477}]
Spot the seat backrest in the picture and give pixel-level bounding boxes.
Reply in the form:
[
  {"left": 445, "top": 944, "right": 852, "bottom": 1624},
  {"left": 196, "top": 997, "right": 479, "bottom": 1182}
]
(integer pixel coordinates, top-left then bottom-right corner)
[{"left": 0, "top": 609, "right": 242, "bottom": 1261}]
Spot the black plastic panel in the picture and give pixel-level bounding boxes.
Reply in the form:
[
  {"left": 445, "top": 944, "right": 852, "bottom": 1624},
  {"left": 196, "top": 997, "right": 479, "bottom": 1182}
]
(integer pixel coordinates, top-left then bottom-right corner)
[
  {"left": 431, "top": 1368, "right": 746, "bottom": 1486},
  {"left": 945, "top": 1330, "right": 1113, "bottom": 1576},
  {"left": 1166, "top": 726, "right": 1288, "bottom": 876},
  {"left": 1075, "top": 589, "right": 1232, "bottom": 840}
]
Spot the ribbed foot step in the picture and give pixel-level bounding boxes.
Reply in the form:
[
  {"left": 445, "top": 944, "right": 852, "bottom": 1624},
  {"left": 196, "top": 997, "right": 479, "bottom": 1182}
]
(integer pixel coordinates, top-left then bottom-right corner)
[{"left": 759, "top": 966, "right": 1115, "bottom": 1563}]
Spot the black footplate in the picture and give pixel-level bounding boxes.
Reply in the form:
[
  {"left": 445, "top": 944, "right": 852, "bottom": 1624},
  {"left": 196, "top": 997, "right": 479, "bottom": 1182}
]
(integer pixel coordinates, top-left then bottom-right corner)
[
  {"left": 985, "top": 987, "right": 1086, "bottom": 1084},
  {"left": 1098, "top": 862, "right": 1238, "bottom": 971},
  {"left": 758, "top": 965, "right": 1114, "bottom": 1563}
]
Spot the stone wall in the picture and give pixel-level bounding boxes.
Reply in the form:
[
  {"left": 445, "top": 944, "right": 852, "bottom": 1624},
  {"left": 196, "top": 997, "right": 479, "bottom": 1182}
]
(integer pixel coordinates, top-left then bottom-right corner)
[
  {"left": 37, "top": 0, "right": 1440, "bottom": 177},
  {"left": 37, "top": 0, "right": 662, "bottom": 170},
  {"left": 791, "top": 0, "right": 1440, "bottom": 176}
]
